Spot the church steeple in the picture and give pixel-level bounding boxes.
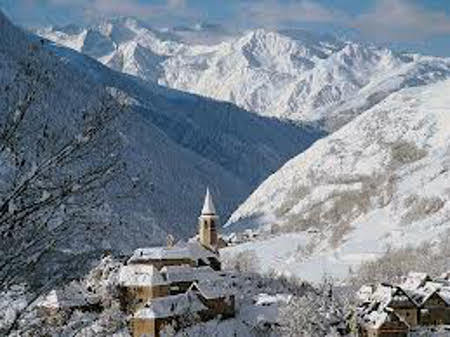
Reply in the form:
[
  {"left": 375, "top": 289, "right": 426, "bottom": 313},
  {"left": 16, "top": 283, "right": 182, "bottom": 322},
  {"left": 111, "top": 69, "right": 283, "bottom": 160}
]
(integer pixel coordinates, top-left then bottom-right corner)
[
  {"left": 201, "top": 187, "right": 216, "bottom": 215},
  {"left": 198, "top": 187, "right": 219, "bottom": 250}
]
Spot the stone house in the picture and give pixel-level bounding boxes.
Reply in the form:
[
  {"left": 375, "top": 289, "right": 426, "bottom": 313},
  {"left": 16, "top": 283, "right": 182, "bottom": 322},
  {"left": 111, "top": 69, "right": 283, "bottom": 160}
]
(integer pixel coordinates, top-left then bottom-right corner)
[
  {"left": 357, "top": 272, "right": 450, "bottom": 337},
  {"left": 359, "top": 309, "right": 409, "bottom": 337},
  {"left": 118, "top": 264, "right": 169, "bottom": 312},
  {"left": 386, "top": 287, "right": 418, "bottom": 328},
  {"left": 189, "top": 281, "right": 235, "bottom": 319},
  {"left": 415, "top": 289, "right": 449, "bottom": 325},
  {"left": 131, "top": 291, "right": 207, "bottom": 337}
]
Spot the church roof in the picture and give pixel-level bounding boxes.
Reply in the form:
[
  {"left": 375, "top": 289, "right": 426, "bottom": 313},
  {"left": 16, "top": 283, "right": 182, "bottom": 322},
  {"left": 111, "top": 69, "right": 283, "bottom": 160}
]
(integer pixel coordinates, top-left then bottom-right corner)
[
  {"left": 119, "top": 264, "right": 168, "bottom": 287},
  {"left": 128, "top": 240, "right": 218, "bottom": 264},
  {"left": 201, "top": 187, "right": 216, "bottom": 215},
  {"left": 160, "top": 265, "right": 217, "bottom": 283}
]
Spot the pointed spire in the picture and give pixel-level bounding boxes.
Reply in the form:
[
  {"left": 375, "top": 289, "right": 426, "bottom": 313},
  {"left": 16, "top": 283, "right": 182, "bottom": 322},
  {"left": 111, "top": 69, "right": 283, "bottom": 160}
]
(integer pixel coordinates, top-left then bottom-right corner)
[{"left": 201, "top": 187, "right": 216, "bottom": 215}]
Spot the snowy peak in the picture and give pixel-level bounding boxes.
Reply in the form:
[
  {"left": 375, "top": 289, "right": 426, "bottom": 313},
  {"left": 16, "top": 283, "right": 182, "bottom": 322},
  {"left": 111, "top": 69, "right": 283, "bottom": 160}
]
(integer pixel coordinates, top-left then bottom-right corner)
[
  {"left": 233, "top": 29, "right": 322, "bottom": 73},
  {"left": 39, "top": 19, "right": 450, "bottom": 131}
]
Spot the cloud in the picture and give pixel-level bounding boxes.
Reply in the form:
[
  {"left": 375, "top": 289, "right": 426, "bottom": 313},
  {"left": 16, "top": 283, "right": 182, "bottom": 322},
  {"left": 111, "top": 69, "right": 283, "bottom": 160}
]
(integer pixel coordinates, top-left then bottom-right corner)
[
  {"left": 238, "top": 0, "right": 348, "bottom": 28},
  {"left": 354, "top": 0, "right": 450, "bottom": 41},
  {"left": 44, "top": 0, "right": 188, "bottom": 20},
  {"left": 167, "top": 0, "right": 186, "bottom": 10}
]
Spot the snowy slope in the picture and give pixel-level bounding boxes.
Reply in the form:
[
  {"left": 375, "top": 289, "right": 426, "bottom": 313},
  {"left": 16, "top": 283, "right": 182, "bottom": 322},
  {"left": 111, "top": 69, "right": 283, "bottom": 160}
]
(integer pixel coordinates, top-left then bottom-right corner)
[
  {"left": 0, "top": 11, "right": 319, "bottom": 256},
  {"left": 223, "top": 79, "right": 450, "bottom": 281},
  {"left": 39, "top": 20, "right": 450, "bottom": 130}
]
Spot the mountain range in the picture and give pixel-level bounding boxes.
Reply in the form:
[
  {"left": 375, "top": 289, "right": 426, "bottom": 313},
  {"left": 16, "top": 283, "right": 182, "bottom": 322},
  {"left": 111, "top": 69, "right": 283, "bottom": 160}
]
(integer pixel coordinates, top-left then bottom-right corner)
[
  {"left": 0, "top": 12, "right": 320, "bottom": 259},
  {"left": 39, "top": 18, "right": 450, "bottom": 131},
  {"left": 3, "top": 14, "right": 450, "bottom": 281}
]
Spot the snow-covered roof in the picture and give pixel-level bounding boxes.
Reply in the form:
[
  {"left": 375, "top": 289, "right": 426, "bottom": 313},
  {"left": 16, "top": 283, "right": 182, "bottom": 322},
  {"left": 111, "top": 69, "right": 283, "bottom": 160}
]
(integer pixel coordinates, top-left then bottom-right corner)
[
  {"left": 128, "top": 241, "right": 218, "bottom": 264},
  {"left": 359, "top": 273, "right": 450, "bottom": 325},
  {"left": 185, "top": 240, "right": 219, "bottom": 262},
  {"left": 400, "top": 272, "right": 431, "bottom": 290},
  {"left": 119, "top": 264, "right": 168, "bottom": 287},
  {"left": 129, "top": 246, "right": 192, "bottom": 262},
  {"left": 201, "top": 187, "right": 216, "bottom": 215},
  {"left": 439, "top": 287, "right": 450, "bottom": 305},
  {"left": 423, "top": 281, "right": 444, "bottom": 292},
  {"left": 134, "top": 292, "right": 207, "bottom": 319},
  {"left": 363, "top": 309, "right": 407, "bottom": 330},
  {"left": 410, "top": 287, "right": 438, "bottom": 306},
  {"left": 189, "top": 279, "right": 235, "bottom": 299},
  {"left": 160, "top": 265, "right": 217, "bottom": 283}
]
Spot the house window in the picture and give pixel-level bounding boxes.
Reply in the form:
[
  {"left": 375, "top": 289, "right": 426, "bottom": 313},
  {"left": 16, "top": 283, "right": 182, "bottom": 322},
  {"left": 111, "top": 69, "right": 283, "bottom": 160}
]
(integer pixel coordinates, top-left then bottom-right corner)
[{"left": 211, "top": 219, "right": 215, "bottom": 226}]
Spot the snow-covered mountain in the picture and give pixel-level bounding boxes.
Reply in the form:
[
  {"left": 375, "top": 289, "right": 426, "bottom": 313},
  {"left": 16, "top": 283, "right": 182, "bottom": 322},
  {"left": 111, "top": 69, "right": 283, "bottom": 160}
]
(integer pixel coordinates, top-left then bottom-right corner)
[
  {"left": 39, "top": 19, "right": 450, "bottom": 130},
  {"left": 223, "top": 79, "right": 450, "bottom": 281},
  {"left": 0, "top": 11, "right": 319, "bottom": 258}
]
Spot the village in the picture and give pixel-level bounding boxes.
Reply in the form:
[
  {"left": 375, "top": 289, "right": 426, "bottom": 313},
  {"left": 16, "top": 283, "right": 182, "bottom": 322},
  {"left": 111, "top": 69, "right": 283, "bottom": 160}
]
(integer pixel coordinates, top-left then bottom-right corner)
[
  {"left": 118, "top": 188, "right": 236, "bottom": 337},
  {"left": 356, "top": 272, "right": 450, "bottom": 337},
  {"left": 34, "top": 189, "right": 299, "bottom": 337},
  {"left": 31, "top": 188, "right": 450, "bottom": 337}
]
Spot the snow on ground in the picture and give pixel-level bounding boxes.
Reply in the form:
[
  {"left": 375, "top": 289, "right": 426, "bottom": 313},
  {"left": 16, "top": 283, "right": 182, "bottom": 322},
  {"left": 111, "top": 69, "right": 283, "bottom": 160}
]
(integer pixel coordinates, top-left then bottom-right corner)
[
  {"left": 0, "top": 285, "right": 28, "bottom": 332},
  {"left": 224, "top": 79, "right": 450, "bottom": 283}
]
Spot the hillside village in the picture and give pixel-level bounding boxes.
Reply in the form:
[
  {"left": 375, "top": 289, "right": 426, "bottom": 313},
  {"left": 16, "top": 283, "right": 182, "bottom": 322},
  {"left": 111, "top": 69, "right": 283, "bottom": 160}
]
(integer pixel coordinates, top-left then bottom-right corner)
[
  {"left": 357, "top": 272, "right": 450, "bottom": 337},
  {"left": 20, "top": 190, "right": 450, "bottom": 337},
  {"left": 33, "top": 189, "right": 238, "bottom": 337},
  {"left": 27, "top": 189, "right": 329, "bottom": 337},
  {"left": 118, "top": 188, "right": 235, "bottom": 337}
]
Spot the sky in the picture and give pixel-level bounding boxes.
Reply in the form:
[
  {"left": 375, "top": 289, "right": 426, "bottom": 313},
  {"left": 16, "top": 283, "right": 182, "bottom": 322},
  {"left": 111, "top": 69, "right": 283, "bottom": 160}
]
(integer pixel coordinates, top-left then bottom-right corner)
[{"left": 2, "top": 0, "right": 450, "bottom": 56}]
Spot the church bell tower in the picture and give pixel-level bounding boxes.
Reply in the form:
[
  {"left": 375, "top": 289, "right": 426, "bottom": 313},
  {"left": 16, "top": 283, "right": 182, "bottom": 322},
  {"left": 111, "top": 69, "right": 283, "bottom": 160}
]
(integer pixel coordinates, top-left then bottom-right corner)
[{"left": 198, "top": 187, "right": 219, "bottom": 250}]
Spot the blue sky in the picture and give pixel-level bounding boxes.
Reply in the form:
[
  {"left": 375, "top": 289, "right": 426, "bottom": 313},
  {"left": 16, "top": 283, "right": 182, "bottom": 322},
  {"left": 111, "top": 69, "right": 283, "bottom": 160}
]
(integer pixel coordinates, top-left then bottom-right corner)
[{"left": 2, "top": 0, "right": 450, "bottom": 56}]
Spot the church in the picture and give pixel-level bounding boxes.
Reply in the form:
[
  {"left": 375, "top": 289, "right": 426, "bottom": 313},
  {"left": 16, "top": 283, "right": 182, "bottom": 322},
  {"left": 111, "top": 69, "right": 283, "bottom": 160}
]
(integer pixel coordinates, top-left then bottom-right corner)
[
  {"left": 126, "top": 187, "right": 222, "bottom": 271},
  {"left": 118, "top": 188, "right": 235, "bottom": 337}
]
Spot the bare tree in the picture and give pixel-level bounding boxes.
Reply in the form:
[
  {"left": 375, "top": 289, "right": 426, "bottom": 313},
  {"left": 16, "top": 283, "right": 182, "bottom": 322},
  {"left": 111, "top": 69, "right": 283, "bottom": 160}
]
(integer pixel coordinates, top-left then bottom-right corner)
[
  {"left": 223, "top": 250, "right": 260, "bottom": 273},
  {"left": 278, "top": 278, "right": 347, "bottom": 337},
  {"left": 0, "top": 45, "right": 130, "bottom": 290}
]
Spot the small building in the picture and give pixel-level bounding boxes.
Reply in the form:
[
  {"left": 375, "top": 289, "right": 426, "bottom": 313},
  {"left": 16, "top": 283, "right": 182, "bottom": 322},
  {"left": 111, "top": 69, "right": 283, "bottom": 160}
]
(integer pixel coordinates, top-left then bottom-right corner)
[
  {"left": 386, "top": 287, "right": 418, "bottom": 328},
  {"left": 189, "top": 281, "right": 235, "bottom": 319},
  {"left": 357, "top": 272, "right": 450, "bottom": 336},
  {"left": 416, "top": 290, "right": 449, "bottom": 326},
  {"left": 118, "top": 264, "right": 169, "bottom": 312},
  {"left": 359, "top": 309, "right": 409, "bottom": 337},
  {"left": 131, "top": 292, "right": 207, "bottom": 337}
]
